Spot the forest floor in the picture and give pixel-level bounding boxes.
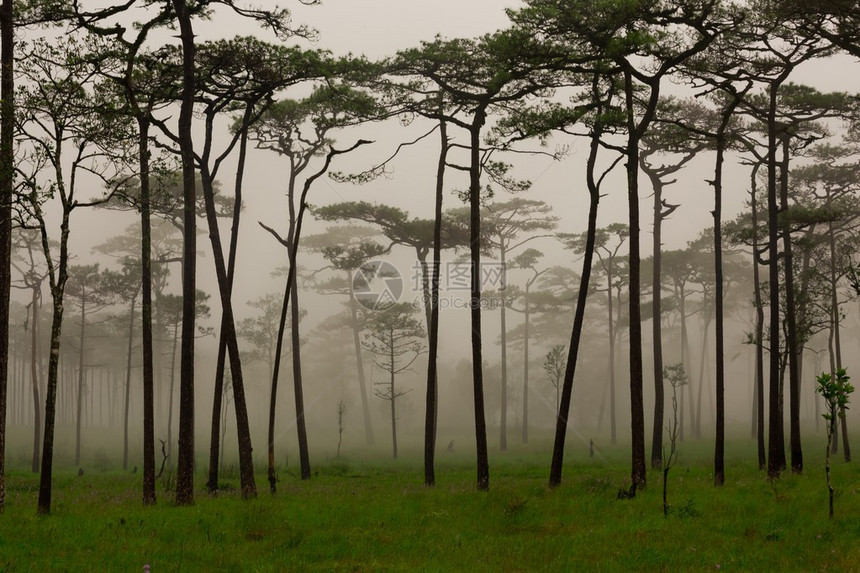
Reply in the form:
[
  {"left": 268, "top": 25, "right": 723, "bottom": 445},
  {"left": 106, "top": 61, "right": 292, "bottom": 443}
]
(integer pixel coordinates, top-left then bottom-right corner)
[{"left": 0, "top": 436, "right": 859, "bottom": 571}]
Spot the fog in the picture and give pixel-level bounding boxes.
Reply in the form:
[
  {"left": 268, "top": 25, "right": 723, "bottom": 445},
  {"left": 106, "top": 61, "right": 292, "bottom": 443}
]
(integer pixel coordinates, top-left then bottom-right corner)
[{"left": 5, "top": 1, "right": 860, "bottom": 473}]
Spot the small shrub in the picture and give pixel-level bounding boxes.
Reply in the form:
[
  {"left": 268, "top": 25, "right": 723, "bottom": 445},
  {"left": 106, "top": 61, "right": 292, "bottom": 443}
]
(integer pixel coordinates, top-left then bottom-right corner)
[{"left": 674, "top": 498, "right": 700, "bottom": 518}]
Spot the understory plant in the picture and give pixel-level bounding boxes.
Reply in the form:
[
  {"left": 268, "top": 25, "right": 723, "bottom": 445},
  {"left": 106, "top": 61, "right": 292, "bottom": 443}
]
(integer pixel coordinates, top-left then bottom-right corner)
[{"left": 816, "top": 367, "right": 853, "bottom": 518}]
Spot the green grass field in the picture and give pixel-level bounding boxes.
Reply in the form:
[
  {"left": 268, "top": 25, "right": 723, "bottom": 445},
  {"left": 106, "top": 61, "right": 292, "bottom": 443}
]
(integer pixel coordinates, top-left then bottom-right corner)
[{"left": 1, "top": 436, "right": 859, "bottom": 572}]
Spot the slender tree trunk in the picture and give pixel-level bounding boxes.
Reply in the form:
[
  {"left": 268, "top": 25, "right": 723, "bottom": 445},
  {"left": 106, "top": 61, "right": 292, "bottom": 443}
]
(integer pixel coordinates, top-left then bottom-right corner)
[
  {"left": 75, "top": 290, "right": 86, "bottom": 466},
  {"left": 208, "top": 321, "right": 229, "bottom": 490},
  {"left": 219, "top": 389, "right": 228, "bottom": 474},
  {"left": 608, "top": 269, "right": 617, "bottom": 445},
  {"left": 349, "top": 273, "right": 374, "bottom": 447},
  {"left": 522, "top": 287, "right": 530, "bottom": 444},
  {"left": 679, "top": 286, "right": 689, "bottom": 442},
  {"left": 267, "top": 266, "right": 290, "bottom": 493},
  {"left": 499, "top": 243, "right": 508, "bottom": 452},
  {"left": 780, "top": 136, "right": 802, "bottom": 474},
  {"left": 424, "top": 119, "right": 446, "bottom": 486},
  {"left": 766, "top": 79, "right": 787, "bottom": 479},
  {"left": 198, "top": 158, "right": 256, "bottom": 497},
  {"left": 0, "top": 0, "right": 10, "bottom": 509},
  {"left": 828, "top": 317, "right": 838, "bottom": 455},
  {"left": 38, "top": 293, "right": 65, "bottom": 515},
  {"left": 549, "top": 80, "right": 602, "bottom": 487},
  {"left": 624, "top": 69, "right": 646, "bottom": 489},
  {"left": 173, "top": 0, "right": 197, "bottom": 507},
  {"left": 713, "top": 119, "right": 731, "bottom": 487},
  {"left": 696, "top": 313, "right": 711, "bottom": 439},
  {"left": 290, "top": 279, "right": 310, "bottom": 479},
  {"left": 30, "top": 294, "right": 41, "bottom": 474},
  {"left": 123, "top": 299, "right": 136, "bottom": 471},
  {"left": 750, "top": 167, "right": 767, "bottom": 470},
  {"left": 650, "top": 170, "right": 664, "bottom": 470},
  {"left": 468, "top": 115, "right": 490, "bottom": 491},
  {"left": 207, "top": 122, "right": 249, "bottom": 495},
  {"left": 830, "top": 223, "right": 850, "bottom": 461},
  {"left": 389, "top": 327, "right": 397, "bottom": 459},
  {"left": 138, "top": 118, "right": 156, "bottom": 504},
  {"left": 167, "top": 321, "right": 178, "bottom": 465}
]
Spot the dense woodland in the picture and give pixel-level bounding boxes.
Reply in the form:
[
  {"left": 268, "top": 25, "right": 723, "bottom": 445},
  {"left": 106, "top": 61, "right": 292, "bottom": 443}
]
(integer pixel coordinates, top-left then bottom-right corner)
[{"left": 0, "top": 0, "right": 860, "bottom": 517}]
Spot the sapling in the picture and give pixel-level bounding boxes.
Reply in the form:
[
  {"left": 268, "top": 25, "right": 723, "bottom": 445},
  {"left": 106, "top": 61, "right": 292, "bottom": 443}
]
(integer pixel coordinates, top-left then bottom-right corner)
[
  {"left": 662, "top": 364, "right": 687, "bottom": 517},
  {"left": 816, "top": 368, "right": 853, "bottom": 518}
]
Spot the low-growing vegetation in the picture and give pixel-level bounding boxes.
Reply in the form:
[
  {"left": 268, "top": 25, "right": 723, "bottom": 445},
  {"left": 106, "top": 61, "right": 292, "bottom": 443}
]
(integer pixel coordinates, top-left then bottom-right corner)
[{"left": 1, "top": 438, "right": 858, "bottom": 572}]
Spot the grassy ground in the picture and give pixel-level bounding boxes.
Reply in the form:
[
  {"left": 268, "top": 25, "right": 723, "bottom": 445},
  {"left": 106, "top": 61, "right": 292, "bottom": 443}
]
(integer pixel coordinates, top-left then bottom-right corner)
[{"left": 0, "top": 438, "right": 858, "bottom": 572}]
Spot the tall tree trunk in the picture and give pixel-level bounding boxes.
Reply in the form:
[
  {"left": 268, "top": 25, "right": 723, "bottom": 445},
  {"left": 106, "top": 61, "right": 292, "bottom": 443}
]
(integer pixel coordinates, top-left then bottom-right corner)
[
  {"left": 713, "top": 113, "right": 732, "bottom": 487},
  {"left": 123, "top": 299, "right": 136, "bottom": 471},
  {"left": 424, "top": 119, "right": 447, "bottom": 486},
  {"left": 679, "top": 286, "right": 689, "bottom": 442},
  {"left": 206, "top": 119, "right": 250, "bottom": 494},
  {"left": 173, "top": 0, "right": 197, "bottom": 507},
  {"left": 38, "top": 295, "right": 64, "bottom": 515},
  {"left": 468, "top": 113, "right": 489, "bottom": 491},
  {"left": 206, "top": 121, "right": 248, "bottom": 496},
  {"left": 780, "top": 136, "right": 802, "bottom": 474},
  {"left": 499, "top": 243, "right": 508, "bottom": 452},
  {"left": 268, "top": 141, "right": 369, "bottom": 489},
  {"left": 830, "top": 220, "right": 850, "bottom": 461},
  {"left": 139, "top": 118, "right": 156, "bottom": 504},
  {"left": 609, "top": 279, "right": 617, "bottom": 446},
  {"left": 748, "top": 165, "right": 767, "bottom": 469},
  {"left": 198, "top": 159, "right": 257, "bottom": 498},
  {"left": 290, "top": 278, "right": 310, "bottom": 479},
  {"left": 522, "top": 286, "right": 530, "bottom": 445},
  {"left": 167, "top": 321, "right": 178, "bottom": 465},
  {"left": 389, "top": 327, "right": 397, "bottom": 459},
  {"left": 649, "top": 171, "right": 665, "bottom": 470},
  {"left": 549, "top": 79, "right": 602, "bottom": 487},
  {"left": 267, "top": 269, "right": 288, "bottom": 492},
  {"left": 624, "top": 69, "right": 646, "bottom": 489},
  {"left": 75, "top": 290, "right": 86, "bottom": 466},
  {"left": 208, "top": 321, "right": 229, "bottom": 490},
  {"left": 0, "top": 0, "right": 12, "bottom": 510},
  {"left": 766, "top": 79, "right": 788, "bottom": 479},
  {"left": 349, "top": 278, "right": 374, "bottom": 446},
  {"left": 36, "top": 181, "right": 72, "bottom": 515},
  {"left": 694, "top": 313, "right": 708, "bottom": 439}
]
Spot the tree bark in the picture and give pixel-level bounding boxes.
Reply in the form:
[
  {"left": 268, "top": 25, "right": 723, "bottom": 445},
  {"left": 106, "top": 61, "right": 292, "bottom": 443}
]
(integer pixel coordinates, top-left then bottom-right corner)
[
  {"left": 123, "top": 298, "right": 136, "bottom": 471},
  {"left": 522, "top": 286, "right": 530, "bottom": 445},
  {"left": 75, "top": 287, "right": 86, "bottom": 467},
  {"left": 389, "top": 326, "right": 398, "bottom": 459},
  {"left": 173, "top": 0, "right": 198, "bottom": 506},
  {"left": 0, "top": 0, "right": 11, "bottom": 512},
  {"left": 751, "top": 170, "right": 767, "bottom": 470},
  {"left": 206, "top": 121, "right": 248, "bottom": 496},
  {"left": 468, "top": 113, "right": 489, "bottom": 491},
  {"left": 290, "top": 277, "right": 310, "bottom": 479},
  {"left": 549, "top": 78, "right": 602, "bottom": 487},
  {"left": 624, "top": 69, "right": 646, "bottom": 489},
  {"left": 198, "top": 163, "right": 256, "bottom": 498},
  {"left": 780, "top": 135, "right": 802, "bottom": 474},
  {"left": 139, "top": 118, "right": 156, "bottom": 505},
  {"left": 424, "top": 119, "right": 447, "bottom": 486},
  {"left": 499, "top": 242, "right": 508, "bottom": 452},
  {"left": 649, "top": 169, "right": 665, "bottom": 470},
  {"left": 766, "top": 80, "right": 787, "bottom": 479},
  {"left": 349, "top": 272, "right": 374, "bottom": 447}
]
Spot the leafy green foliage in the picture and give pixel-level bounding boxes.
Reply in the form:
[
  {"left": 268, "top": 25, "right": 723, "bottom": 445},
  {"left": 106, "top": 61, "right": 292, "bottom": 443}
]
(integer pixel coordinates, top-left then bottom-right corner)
[{"left": 816, "top": 368, "right": 853, "bottom": 423}]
